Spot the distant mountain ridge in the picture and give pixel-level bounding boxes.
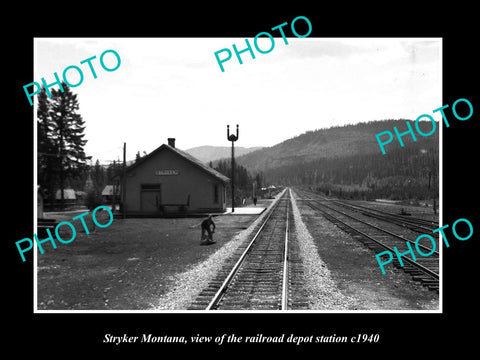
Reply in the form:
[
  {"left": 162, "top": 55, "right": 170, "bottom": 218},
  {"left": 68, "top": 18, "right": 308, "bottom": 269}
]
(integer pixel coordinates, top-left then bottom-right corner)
[
  {"left": 187, "top": 120, "right": 438, "bottom": 200},
  {"left": 234, "top": 120, "right": 439, "bottom": 173},
  {"left": 185, "top": 145, "right": 263, "bottom": 163},
  {"left": 227, "top": 120, "right": 439, "bottom": 200}
]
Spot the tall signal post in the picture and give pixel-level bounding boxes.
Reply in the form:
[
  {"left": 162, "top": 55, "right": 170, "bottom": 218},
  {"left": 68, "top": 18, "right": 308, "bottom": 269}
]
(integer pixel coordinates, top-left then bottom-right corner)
[{"left": 227, "top": 125, "right": 239, "bottom": 213}]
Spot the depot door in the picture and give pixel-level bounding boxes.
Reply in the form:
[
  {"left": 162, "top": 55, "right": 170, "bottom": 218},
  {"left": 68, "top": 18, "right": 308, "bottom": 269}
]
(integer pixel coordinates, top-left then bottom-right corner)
[{"left": 140, "top": 184, "right": 161, "bottom": 212}]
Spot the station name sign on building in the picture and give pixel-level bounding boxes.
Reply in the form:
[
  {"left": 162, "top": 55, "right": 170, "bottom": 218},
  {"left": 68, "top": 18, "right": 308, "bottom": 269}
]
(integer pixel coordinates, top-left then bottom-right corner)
[{"left": 155, "top": 169, "right": 179, "bottom": 176}]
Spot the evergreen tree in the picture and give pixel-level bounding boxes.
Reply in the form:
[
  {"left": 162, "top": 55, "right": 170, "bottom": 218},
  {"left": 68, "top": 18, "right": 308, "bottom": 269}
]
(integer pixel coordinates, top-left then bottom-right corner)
[
  {"left": 93, "top": 159, "right": 105, "bottom": 191},
  {"left": 254, "top": 172, "right": 263, "bottom": 188},
  {"left": 37, "top": 87, "right": 56, "bottom": 201},
  {"left": 37, "top": 82, "right": 91, "bottom": 207},
  {"left": 106, "top": 160, "right": 121, "bottom": 184}
]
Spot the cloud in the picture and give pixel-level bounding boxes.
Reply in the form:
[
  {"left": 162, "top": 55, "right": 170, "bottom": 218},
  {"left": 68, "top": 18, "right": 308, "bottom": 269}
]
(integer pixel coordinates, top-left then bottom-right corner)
[
  {"left": 283, "top": 38, "right": 440, "bottom": 67},
  {"left": 35, "top": 37, "right": 442, "bottom": 162},
  {"left": 289, "top": 38, "right": 371, "bottom": 59}
]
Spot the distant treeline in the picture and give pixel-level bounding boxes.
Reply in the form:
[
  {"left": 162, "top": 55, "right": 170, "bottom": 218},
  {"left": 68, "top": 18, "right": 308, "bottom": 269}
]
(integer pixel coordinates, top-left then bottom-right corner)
[
  {"left": 211, "top": 159, "right": 264, "bottom": 204},
  {"left": 264, "top": 143, "right": 438, "bottom": 201},
  {"left": 232, "top": 119, "right": 439, "bottom": 201}
]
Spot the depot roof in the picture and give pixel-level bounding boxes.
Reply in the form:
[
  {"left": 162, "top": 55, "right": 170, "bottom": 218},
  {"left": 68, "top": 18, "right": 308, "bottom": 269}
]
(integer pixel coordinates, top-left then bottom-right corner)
[{"left": 126, "top": 143, "right": 230, "bottom": 183}]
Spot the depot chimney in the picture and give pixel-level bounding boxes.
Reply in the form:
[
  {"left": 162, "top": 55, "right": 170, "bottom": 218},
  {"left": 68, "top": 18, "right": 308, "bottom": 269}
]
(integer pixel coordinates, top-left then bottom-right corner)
[{"left": 168, "top": 138, "right": 176, "bottom": 148}]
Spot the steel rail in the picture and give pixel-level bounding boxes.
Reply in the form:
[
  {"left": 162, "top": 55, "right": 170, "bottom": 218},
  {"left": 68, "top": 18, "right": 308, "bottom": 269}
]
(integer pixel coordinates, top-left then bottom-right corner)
[
  {"left": 205, "top": 189, "right": 289, "bottom": 310},
  {"left": 315, "top": 199, "right": 439, "bottom": 256},
  {"left": 329, "top": 199, "right": 438, "bottom": 232},
  {"left": 296, "top": 188, "right": 438, "bottom": 230},
  {"left": 281, "top": 192, "right": 290, "bottom": 310},
  {"left": 294, "top": 189, "right": 439, "bottom": 256},
  {"left": 310, "top": 189, "right": 438, "bottom": 229},
  {"left": 304, "top": 199, "right": 439, "bottom": 280}
]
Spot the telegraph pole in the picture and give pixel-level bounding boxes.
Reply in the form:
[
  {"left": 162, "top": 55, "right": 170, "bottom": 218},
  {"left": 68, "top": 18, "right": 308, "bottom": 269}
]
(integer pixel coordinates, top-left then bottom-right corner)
[
  {"left": 227, "top": 125, "right": 239, "bottom": 213},
  {"left": 122, "top": 142, "right": 126, "bottom": 219}
]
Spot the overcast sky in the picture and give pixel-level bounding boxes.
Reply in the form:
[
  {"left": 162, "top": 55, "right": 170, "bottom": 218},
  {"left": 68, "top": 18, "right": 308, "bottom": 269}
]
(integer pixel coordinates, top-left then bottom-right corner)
[{"left": 34, "top": 37, "right": 442, "bottom": 164}]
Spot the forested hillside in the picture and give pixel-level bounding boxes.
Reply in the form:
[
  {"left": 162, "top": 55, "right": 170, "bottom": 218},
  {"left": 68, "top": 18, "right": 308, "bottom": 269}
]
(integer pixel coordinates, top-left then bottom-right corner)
[{"left": 236, "top": 120, "right": 439, "bottom": 201}]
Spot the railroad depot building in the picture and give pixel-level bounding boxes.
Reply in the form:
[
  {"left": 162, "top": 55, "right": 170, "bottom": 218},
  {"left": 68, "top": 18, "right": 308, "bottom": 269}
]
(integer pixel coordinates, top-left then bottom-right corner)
[{"left": 122, "top": 138, "right": 229, "bottom": 216}]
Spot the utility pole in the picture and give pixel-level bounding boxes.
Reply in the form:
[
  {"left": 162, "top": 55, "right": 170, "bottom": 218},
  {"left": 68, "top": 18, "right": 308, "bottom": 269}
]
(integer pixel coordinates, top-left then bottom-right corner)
[
  {"left": 227, "top": 125, "right": 239, "bottom": 213},
  {"left": 59, "top": 132, "right": 65, "bottom": 209},
  {"left": 122, "top": 142, "right": 126, "bottom": 219}
]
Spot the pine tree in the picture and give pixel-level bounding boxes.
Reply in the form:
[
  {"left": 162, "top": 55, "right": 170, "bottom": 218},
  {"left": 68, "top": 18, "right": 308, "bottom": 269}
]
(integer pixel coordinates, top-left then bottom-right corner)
[
  {"left": 37, "top": 87, "right": 56, "bottom": 201},
  {"left": 106, "top": 160, "right": 121, "bottom": 184},
  {"left": 93, "top": 159, "right": 105, "bottom": 191},
  {"left": 38, "top": 82, "right": 91, "bottom": 207}
]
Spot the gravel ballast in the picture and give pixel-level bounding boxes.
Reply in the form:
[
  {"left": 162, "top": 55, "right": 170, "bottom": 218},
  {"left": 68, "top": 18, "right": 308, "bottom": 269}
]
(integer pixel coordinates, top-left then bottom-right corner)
[
  {"left": 291, "top": 189, "right": 439, "bottom": 311},
  {"left": 154, "top": 189, "right": 357, "bottom": 311},
  {"left": 290, "top": 191, "right": 358, "bottom": 310},
  {"left": 152, "top": 188, "right": 438, "bottom": 311},
  {"left": 153, "top": 192, "right": 286, "bottom": 310}
]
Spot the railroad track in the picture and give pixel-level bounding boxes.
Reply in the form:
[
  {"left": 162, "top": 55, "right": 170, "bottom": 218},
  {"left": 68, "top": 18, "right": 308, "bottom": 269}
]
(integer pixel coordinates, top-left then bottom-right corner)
[
  {"left": 188, "top": 188, "right": 308, "bottom": 310},
  {"left": 327, "top": 198, "right": 438, "bottom": 234},
  {"left": 293, "top": 188, "right": 439, "bottom": 291}
]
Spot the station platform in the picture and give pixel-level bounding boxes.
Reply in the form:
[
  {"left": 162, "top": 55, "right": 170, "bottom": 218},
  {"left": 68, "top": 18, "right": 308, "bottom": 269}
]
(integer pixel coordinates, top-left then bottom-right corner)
[{"left": 224, "top": 206, "right": 266, "bottom": 215}]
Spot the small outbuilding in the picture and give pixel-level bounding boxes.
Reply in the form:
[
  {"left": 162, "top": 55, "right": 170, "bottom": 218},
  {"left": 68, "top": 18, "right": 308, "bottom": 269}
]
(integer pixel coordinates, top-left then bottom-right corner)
[
  {"left": 55, "top": 188, "right": 77, "bottom": 206},
  {"left": 102, "top": 184, "right": 120, "bottom": 203},
  {"left": 122, "top": 138, "right": 230, "bottom": 216},
  {"left": 55, "top": 188, "right": 76, "bottom": 200}
]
